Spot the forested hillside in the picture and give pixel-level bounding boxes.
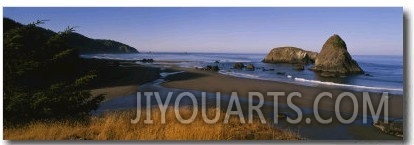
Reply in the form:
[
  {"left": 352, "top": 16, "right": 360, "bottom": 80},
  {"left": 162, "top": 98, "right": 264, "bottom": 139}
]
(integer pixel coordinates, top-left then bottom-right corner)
[{"left": 3, "top": 18, "right": 138, "bottom": 54}]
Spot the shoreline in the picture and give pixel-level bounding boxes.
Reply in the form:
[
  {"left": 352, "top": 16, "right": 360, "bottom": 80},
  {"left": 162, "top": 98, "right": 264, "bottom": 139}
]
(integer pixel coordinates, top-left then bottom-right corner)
[
  {"left": 88, "top": 59, "right": 403, "bottom": 118},
  {"left": 88, "top": 60, "right": 403, "bottom": 140},
  {"left": 84, "top": 53, "right": 403, "bottom": 95},
  {"left": 161, "top": 66, "right": 403, "bottom": 118},
  {"left": 85, "top": 59, "right": 162, "bottom": 101},
  {"left": 188, "top": 66, "right": 403, "bottom": 96}
]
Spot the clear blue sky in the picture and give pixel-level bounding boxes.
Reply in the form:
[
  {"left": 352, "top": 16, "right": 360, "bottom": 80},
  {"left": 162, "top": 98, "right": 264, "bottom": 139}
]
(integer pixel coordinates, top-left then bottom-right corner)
[{"left": 3, "top": 7, "right": 402, "bottom": 55}]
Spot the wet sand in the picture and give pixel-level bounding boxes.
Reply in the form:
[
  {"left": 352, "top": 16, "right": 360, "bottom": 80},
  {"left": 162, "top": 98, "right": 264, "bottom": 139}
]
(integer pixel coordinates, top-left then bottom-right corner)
[
  {"left": 85, "top": 59, "right": 161, "bottom": 101},
  {"left": 91, "top": 85, "right": 139, "bottom": 101},
  {"left": 159, "top": 66, "right": 403, "bottom": 140},
  {"left": 162, "top": 67, "right": 403, "bottom": 118}
]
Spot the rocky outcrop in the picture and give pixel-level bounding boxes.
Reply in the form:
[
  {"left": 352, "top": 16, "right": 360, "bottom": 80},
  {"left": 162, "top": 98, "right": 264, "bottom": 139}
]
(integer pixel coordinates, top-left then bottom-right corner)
[
  {"left": 246, "top": 64, "right": 255, "bottom": 71},
  {"left": 262, "top": 47, "right": 318, "bottom": 64},
  {"left": 197, "top": 65, "right": 219, "bottom": 72},
  {"left": 374, "top": 118, "right": 403, "bottom": 137},
  {"left": 310, "top": 34, "right": 364, "bottom": 75},
  {"left": 293, "top": 64, "right": 304, "bottom": 71},
  {"left": 276, "top": 72, "right": 286, "bottom": 75},
  {"left": 233, "top": 63, "right": 245, "bottom": 69},
  {"left": 141, "top": 59, "right": 154, "bottom": 63}
]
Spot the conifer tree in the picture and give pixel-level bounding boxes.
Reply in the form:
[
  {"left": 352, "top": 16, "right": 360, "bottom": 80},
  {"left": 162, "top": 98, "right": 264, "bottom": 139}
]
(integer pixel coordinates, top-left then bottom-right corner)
[{"left": 4, "top": 18, "right": 104, "bottom": 124}]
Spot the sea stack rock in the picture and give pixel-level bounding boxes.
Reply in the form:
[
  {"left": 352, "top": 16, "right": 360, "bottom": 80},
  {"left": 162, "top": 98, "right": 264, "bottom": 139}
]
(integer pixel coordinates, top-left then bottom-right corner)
[
  {"left": 262, "top": 47, "right": 318, "bottom": 64},
  {"left": 310, "top": 34, "right": 364, "bottom": 75}
]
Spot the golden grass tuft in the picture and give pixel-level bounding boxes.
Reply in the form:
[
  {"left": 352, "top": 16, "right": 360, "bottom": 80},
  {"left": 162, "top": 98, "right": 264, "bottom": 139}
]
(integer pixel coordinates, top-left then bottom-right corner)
[{"left": 4, "top": 107, "right": 301, "bottom": 140}]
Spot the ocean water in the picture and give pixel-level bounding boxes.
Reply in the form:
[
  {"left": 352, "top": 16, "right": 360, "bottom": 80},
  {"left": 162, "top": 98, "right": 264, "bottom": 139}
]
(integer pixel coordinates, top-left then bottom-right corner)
[{"left": 81, "top": 53, "right": 403, "bottom": 95}]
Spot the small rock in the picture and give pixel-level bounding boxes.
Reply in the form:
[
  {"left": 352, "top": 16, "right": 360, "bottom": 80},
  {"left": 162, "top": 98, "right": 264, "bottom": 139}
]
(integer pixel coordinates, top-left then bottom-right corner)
[
  {"left": 276, "top": 72, "right": 286, "bottom": 75},
  {"left": 293, "top": 64, "right": 305, "bottom": 71},
  {"left": 364, "top": 73, "right": 373, "bottom": 77},
  {"left": 200, "top": 65, "right": 219, "bottom": 72},
  {"left": 233, "top": 62, "right": 245, "bottom": 69},
  {"left": 320, "top": 72, "right": 338, "bottom": 78},
  {"left": 246, "top": 64, "right": 255, "bottom": 71},
  {"left": 212, "top": 65, "right": 220, "bottom": 71},
  {"left": 142, "top": 58, "right": 154, "bottom": 63}
]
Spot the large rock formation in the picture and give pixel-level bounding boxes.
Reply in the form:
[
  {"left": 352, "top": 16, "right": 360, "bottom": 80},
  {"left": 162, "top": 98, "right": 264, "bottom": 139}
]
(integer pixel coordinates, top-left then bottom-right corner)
[
  {"left": 262, "top": 47, "right": 318, "bottom": 64},
  {"left": 310, "top": 34, "right": 364, "bottom": 75}
]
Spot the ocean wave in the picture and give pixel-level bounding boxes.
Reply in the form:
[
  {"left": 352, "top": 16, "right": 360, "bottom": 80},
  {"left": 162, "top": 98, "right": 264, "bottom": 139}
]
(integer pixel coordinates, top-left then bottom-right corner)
[
  {"left": 160, "top": 71, "right": 185, "bottom": 78},
  {"left": 218, "top": 59, "right": 253, "bottom": 63},
  {"left": 176, "top": 62, "right": 203, "bottom": 68},
  {"left": 80, "top": 54, "right": 131, "bottom": 60},
  {"left": 218, "top": 71, "right": 260, "bottom": 79},
  {"left": 179, "top": 65, "right": 203, "bottom": 69},
  {"left": 294, "top": 77, "right": 403, "bottom": 92}
]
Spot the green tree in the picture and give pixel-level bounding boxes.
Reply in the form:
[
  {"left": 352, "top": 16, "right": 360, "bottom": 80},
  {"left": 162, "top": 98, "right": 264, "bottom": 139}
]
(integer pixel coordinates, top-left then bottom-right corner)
[{"left": 3, "top": 19, "right": 104, "bottom": 124}]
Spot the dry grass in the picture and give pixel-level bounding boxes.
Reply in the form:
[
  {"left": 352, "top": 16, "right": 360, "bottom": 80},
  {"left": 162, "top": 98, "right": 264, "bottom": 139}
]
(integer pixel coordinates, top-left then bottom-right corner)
[{"left": 4, "top": 107, "right": 301, "bottom": 140}]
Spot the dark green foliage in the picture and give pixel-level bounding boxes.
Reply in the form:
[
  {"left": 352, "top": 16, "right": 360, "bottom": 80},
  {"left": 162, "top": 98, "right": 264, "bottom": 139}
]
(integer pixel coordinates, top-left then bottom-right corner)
[
  {"left": 3, "top": 18, "right": 24, "bottom": 32},
  {"left": 3, "top": 18, "right": 105, "bottom": 124},
  {"left": 67, "top": 33, "right": 138, "bottom": 54}
]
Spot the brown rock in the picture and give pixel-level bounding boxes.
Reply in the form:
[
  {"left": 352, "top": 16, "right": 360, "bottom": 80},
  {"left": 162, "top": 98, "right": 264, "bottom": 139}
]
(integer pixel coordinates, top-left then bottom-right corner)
[
  {"left": 262, "top": 47, "right": 318, "bottom": 64},
  {"left": 246, "top": 64, "right": 255, "bottom": 71},
  {"left": 293, "top": 64, "right": 305, "bottom": 71},
  {"left": 310, "top": 34, "right": 364, "bottom": 75},
  {"left": 200, "top": 65, "right": 219, "bottom": 72},
  {"left": 233, "top": 62, "right": 245, "bottom": 69}
]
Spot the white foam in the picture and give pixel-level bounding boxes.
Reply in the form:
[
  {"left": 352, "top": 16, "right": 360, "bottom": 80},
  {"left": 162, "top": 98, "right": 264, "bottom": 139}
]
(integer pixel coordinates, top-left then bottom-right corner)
[
  {"left": 191, "top": 66, "right": 204, "bottom": 69},
  {"left": 177, "top": 63, "right": 203, "bottom": 69},
  {"left": 219, "top": 71, "right": 259, "bottom": 79},
  {"left": 160, "top": 71, "right": 185, "bottom": 78},
  {"left": 294, "top": 77, "right": 403, "bottom": 92},
  {"left": 219, "top": 59, "right": 252, "bottom": 63}
]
